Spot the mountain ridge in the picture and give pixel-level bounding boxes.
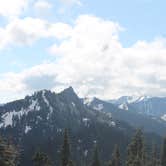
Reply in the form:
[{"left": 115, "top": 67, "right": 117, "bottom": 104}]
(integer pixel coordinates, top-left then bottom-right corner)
[{"left": 0, "top": 87, "right": 163, "bottom": 165}]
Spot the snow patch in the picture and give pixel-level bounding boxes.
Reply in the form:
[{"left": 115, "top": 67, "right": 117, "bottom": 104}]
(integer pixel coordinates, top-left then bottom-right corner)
[
  {"left": 0, "top": 110, "right": 24, "bottom": 127},
  {"left": 82, "top": 118, "right": 90, "bottom": 127},
  {"left": 125, "top": 95, "right": 151, "bottom": 104},
  {"left": 83, "top": 97, "right": 94, "bottom": 106},
  {"left": 106, "top": 112, "right": 112, "bottom": 118},
  {"left": 161, "top": 114, "right": 166, "bottom": 121},
  {"left": 0, "top": 99, "right": 40, "bottom": 128},
  {"left": 93, "top": 104, "right": 103, "bottom": 111},
  {"left": 57, "top": 128, "right": 62, "bottom": 133},
  {"left": 25, "top": 126, "right": 31, "bottom": 134},
  {"left": 110, "top": 121, "right": 116, "bottom": 126},
  {"left": 42, "top": 91, "right": 54, "bottom": 120},
  {"left": 71, "top": 102, "right": 76, "bottom": 107},
  {"left": 84, "top": 150, "right": 88, "bottom": 157},
  {"left": 42, "top": 91, "right": 53, "bottom": 113},
  {"left": 118, "top": 103, "right": 128, "bottom": 110}
]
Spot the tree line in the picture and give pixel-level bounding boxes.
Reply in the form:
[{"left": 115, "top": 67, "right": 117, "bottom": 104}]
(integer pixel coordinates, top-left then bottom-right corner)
[{"left": 0, "top": 129, "right": 166, "bottom": 166}]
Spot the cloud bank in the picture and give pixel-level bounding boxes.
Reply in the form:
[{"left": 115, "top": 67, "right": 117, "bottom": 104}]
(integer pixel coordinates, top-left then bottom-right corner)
[
  {"left": 0, "top": 14, "right": 166, "bottom": 102},
  {"left": 0, "top": 0, "right": 29, "bottom": 18}
]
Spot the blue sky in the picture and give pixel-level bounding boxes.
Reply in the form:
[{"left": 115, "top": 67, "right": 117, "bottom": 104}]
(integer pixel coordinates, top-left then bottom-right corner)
[
  {"left": 0, "top": 0, "right": 166, "bottom": 102},
  {"left": 1, "top": 0, "right": 166, "bottom": 73},
  {"left": 86, "top": 0, "right": 166, "bottom": 42}
]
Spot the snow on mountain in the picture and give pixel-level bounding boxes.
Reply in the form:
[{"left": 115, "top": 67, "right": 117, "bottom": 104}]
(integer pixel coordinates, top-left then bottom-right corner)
[
  {"left": 93, "top": 103, "right": 104, "bottom": 111},
  {"left": 0, "top": 87, "right": 165, "bottom": 166},
  {"left": 118, "top": 103, "right": 128, "bottom": 110},
  {"left": 109, "top": 95, "right": 166, "bottom": 119},
  {"left": 0, "top": 99, "right": 40, "bottom": 128},
  {"left": 0, "top": 87, "right": 117, "bottom": 132},
  {"left": 82, "top": 118, "right": 90, "bottom": 127},
  {"left": 25, "top": 126, "right": 31, "bottom": 134},
  {"left": 83, "top": 97, "right": 95, "bottom": 106},
  {"left": 161, "top": 114, "right": 166, "bottom": 121},
  {"left": 111, "top": 95, "right": 151, "bottom": 105}
]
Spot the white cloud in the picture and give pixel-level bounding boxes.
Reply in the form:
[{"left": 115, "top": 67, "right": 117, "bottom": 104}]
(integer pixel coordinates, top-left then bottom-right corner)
[
  {"left": 60, "top": 0, "right": 82, "bottom": 6},
  {"left": 0, "top": 0, "right": 29, "bottom": 18},
  {"left": 1, "top": 15, "right": 166, "bottom": 102},
  {"left": 48, "top": 15, "right": 166, "bottom": 99},
  {"left": 34, "top": 0, "right": 53, "bottom": 17},
  {"left": 0, "top": 17, "right": 72, "bottom": 49},
  {"left": 34, "top": 0, "right": 52, "bottom": 10}
]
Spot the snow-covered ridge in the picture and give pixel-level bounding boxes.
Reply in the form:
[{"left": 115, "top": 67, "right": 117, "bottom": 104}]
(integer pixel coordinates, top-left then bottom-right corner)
[
  {"left": 122, "top": 95, "right": 151, "bottom": 104},
  {"left": 42, "top": 90, "right": 53, "bottom": 112},
  {"left": 0, "top": 99, "right": 40, "bottom": 128},
  {"left": 110, "top": 95, "right": 152, "bottom": 105}
]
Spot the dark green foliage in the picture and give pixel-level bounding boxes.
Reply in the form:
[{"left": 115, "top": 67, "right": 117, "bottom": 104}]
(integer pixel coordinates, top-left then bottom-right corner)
[
  {"left": 126, "top": 129, "right": 147, "bottom": 166},
  {"left": 68, "top": 160, "right": 75, "bottom": 166},
  {"left": 91, "top": 145, "right": 100, "bottom": 166},
  {"left": 161, "top": 138, "right": 166, "bottom": 166},
  {"left": 147, "top": 144, "right": 160, "bottom": 166},
  {"left": 108, "top": 161, "right": 113, "bottom": 166},
  {"left": 132, "top": 155, "right": 141, "bottom": 166},
  {"left": 109, "top": 145, "right": 121, "bottom": 166},
  {"left": 32, "top": 151, "right": 51, "bottom": 166},
  {"left": 61, "top": 129, "right": 70, "bottom": 166},
  {"left": 0, "top": 136, "right": 18, "bottom": 166}
]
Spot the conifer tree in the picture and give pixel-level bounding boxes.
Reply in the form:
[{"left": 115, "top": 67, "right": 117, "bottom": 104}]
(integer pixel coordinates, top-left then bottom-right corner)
[
  {"left": 148, "top": 144, "right": 160, "bottom": 166},
  {"left": 132, "top": 155, "right": 141, "bottom": 166},
  {"left": 126, "top": 129, "right": 147, "bottom": 166},
  {"left": 91, "top": 145, "right": 100, "bottom": 166},
  {"left": 108, "top": 161, "right": 113, "bottom": 166},
  {"left": 68, "top": 160, "right": 75, "bottom": 166},
  {"left": 161, "top": 137, "right": 166, "bottom": 166},
  {"left": 0, "top": 136, "right": 18, "bottom": 166},
  {"left": 110, "top": 145, "right": 121, "bottom": 166},
  {"left": 32, "top": 151, "right": 51, "bottom": 166},
  {"left": 61, "top": 129, "right": 70, "bottom": 166}
]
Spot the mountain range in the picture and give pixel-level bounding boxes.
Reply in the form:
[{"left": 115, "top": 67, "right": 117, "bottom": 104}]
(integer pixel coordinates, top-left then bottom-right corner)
[{"left": 0, "top": 87, "right": 165, "bottom": 165}]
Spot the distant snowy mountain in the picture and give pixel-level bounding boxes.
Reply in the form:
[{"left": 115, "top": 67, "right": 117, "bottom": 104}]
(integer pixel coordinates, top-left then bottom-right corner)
[
  {"left": 109, "top": 95, "right": 151, "bottom": 105},
  {"left": 109, "top": 95, "right": 166, "bottom": 121},
  {"left": 84, "top": 96, "right": 166, "bottom": 136}
]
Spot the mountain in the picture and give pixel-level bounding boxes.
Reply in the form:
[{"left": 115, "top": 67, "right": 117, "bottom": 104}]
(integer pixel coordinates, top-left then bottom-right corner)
[
  {"left": 109, "top": 96, "right": 166, "bottom": 121},
  {"left": 0, "top": 88, "right": 132, "bottom": 165},
  {"left": 0, "top": 88, "right": 163, "bottom": 165},
  {"left": 110, "top": 95, "right": 151, "bottom": 105},
  {"left": 84, "top": 97, "right": 166, "bottom": 136}
]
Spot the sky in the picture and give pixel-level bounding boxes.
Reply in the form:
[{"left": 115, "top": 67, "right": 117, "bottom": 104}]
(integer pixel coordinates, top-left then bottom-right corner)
[{"left": 0, "top": 0, "right": 166, "bottom": 102}]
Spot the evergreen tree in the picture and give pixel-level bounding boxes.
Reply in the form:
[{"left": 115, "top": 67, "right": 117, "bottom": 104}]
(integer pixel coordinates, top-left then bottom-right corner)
[
  {"left": 32, "top": 151, "right": 51, "bottom": 166},
  {"left": 148, "top": 144, "right": 160, "bottom": 166},
  {"left": 91, "top": 145, "right": 100, "bottom": 166},
  {"left": 132, "top": 155, "right": 141, "bottom": 166},
  {"left": 161, "top": 138, "right": 166, "bottom": 166},
  {"left": 108, "top": 161, "right": 113, "bottom": 166},
  {"left": 126, "top": 129, "right": 147, "bottom": 166},
  {"left": 0, "top": 136, "right": 18, "bottom": 166},
  {"left": 68, "top": 160, "right": 75, "bottom": 166},
  {"left": 110, "top": 145, "right": 121, "bottom": 166},
  {"left": 61, "top": 129, "right": 70, "bottom": 166}
]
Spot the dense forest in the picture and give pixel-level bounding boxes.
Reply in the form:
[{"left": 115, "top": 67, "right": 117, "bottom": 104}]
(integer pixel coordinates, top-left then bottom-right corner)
[{"left": 0, "top": 128, "right": 166, "bottom": 166}]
